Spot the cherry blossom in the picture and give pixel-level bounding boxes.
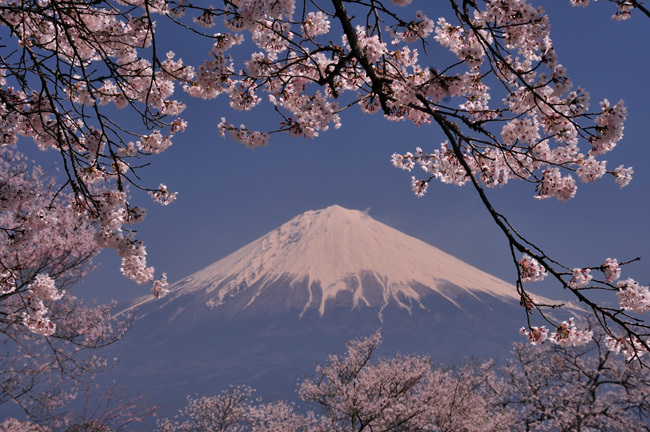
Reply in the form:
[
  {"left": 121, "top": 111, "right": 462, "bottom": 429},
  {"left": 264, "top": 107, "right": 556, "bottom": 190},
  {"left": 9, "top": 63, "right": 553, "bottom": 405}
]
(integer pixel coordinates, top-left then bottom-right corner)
[
  {"left": 411, "top": 176, "right": 428, "bottom": 197},
  {"left": 149, "top": 184, "right": 179, "bottom": 206},
  {"left": 520, "top": 326, "right": 549, "bottom": 345},
  {"left": 617, "top": 278, "right": 650, "bottom": 313},
  {"left": 568, "top": 268, "right": 593, "bottom": 289},
  {"left": 303, "top": 11, "right": 331, "bottom": 39},
  {"left": 519, "top": 255, "right": 547, "bottom": 283},
  {"left": 602, "top": 257, "right": 622, "bottom": 283},
  {"left": 605, "top": 335, "right": 648, "bottom": 361},
  {"left": 152, "top": 273, "right": 170, "bottom": 299},
  {"left": 548, "top": 318, "right": 593, "bottom": 348},
  {"left": 614, "top": 164, "right": 634, "bottom": 187}
]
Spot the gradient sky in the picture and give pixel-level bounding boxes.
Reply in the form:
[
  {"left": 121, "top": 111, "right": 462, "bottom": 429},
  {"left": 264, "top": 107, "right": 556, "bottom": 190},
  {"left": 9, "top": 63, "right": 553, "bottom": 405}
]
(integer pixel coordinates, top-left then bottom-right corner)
[{"left": 66, "top": 2, "right": 650, "bottom": 312}]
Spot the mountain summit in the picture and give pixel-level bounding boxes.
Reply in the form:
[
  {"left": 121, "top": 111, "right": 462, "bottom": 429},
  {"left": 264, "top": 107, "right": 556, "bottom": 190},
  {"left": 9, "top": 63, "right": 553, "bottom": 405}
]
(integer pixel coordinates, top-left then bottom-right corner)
[{"left": 129, "top": 205, "right": 521, "bottom": 321}]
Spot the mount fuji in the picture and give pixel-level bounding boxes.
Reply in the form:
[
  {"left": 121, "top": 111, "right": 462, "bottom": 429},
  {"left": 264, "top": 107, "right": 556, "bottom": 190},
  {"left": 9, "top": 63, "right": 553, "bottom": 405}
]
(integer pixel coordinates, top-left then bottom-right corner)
[
  {"left": 125, "top": 205, "right": 525, "bottom": 320},
  {"left": 106, "top": 205, "right": 575, "bottom": 414}
]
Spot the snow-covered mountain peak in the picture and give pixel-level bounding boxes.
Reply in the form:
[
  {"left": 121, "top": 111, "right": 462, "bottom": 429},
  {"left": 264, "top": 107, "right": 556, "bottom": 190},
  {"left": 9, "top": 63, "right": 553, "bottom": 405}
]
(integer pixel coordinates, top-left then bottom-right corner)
[{"left": 131, "top": 206, "right": 528, "bottom": 319}]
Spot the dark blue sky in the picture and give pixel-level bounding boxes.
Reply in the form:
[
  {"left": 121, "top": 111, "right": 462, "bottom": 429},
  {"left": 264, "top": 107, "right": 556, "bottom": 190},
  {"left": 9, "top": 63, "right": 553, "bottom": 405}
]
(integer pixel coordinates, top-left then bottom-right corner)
[{"left": 73, "top": 2, "right": 650, "bottom": 311}]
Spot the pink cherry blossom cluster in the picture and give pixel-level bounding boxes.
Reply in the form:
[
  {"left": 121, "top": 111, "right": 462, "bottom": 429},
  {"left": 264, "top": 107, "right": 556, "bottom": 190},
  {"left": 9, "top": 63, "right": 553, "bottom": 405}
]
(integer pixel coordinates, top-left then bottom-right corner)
[
  {"left": 605, "top": 336, "right": 648, "bottom": 361},
  {"left": 535, "top": 168, "right": 578, "bottom": 202},
  {"left": 617, "top": 278, "right": 650, "bottom": 313},
  {"left": 298, "top": 330, "right": 514, "bottom": 431},
  {"left": 152, "top": 273, "right": 170, "bottom": 299},
  {"left": 29, "top": 274, "right": 65, "bottom": 302},
  {"left": 21, "top": 295, "right": 57, "bottom": 337},
  {"left": 389, "top": 10, "right": 434, "bottom": 43},
  {"left": 519, "top": 254, "right": 548, "bottom": 283},
  {"left": 614, "top": 165, "right": 634, "bottom": 188},
  {"left": 576, "top": 157, "right": 607, "bottom": 183},
  {"left": 394, "top": 109, "right": 631, "bottom": 199},
  {"left": 391, "top": 145, "right": 469, "bottom": 187},
  {"left": 303, "top": 11, "right": 331, "bottom": 39},
  {"left": 602, "top": 257, "right": 622, "bottom": 283},
  {"left": 521, "top": 318, "right": 593, "bottom": 348},
  {"left": 149, "top": 184, "right": 178, "bottom": 206},
  {"left": 0, "top": 149, "right": 87, "bottom": 333},
  {"left": 158, "top": 385, "right": 311, "bottom": 431},
  {"left": 218, "top": 118, "right": 270, "bottom": 148},
  {"left": 506, "top": 333, "right": 650, "bottom": 429},
  {"left": 1, "top": 270, "right": 16, "bottom": 295},
  {"left": 434, "top": 17, "right": 486, "bottom": 71},
  {"left": 518, "top": 255, "right": 649, "bottom": 356},
  {"left": 548, "top": 318, "right": 593, "bottom": 347},
  {"left": 118, "top": 240, "right": 154, "bottom": 285},
  {"left": 590, "top": 99, "right": 627, "bottom": 155},
  {"left": 351, "top": 26, "right": 387, "bottom": 63},
  {"left": 411, "top": 176, "right": 428, "bottom": 197},
  {"left": 520, "top": 326, "right": 549, "bottom": 345},
  {"left": 568, "top": 268, "right": 593, "bottom": 288}
]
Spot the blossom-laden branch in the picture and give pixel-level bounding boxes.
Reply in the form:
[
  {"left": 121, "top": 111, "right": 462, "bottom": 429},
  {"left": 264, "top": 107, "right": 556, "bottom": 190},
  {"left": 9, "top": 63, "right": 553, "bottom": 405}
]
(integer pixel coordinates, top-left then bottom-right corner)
[
  {"left": 384, "top": 0, "right": 649, "bottom": 359},
  {"left": 0, "top": 147, "right": 136, "bottom": 427},
  {"left": 1, "top": 0, "right": 185, "bottom": 294}
]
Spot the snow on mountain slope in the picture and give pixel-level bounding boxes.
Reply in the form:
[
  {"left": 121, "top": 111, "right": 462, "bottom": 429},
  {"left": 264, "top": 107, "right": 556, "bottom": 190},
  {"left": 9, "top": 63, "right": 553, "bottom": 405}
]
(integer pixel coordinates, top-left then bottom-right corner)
[{"left": 127, "top": 205, "right": 538, "bottom": 321}]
